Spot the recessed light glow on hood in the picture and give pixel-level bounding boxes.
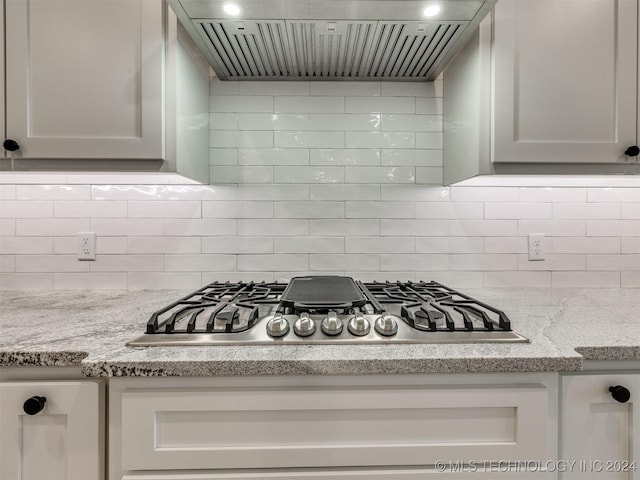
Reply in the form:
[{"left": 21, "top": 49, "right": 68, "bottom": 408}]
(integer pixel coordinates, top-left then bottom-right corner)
[
  {"left": 222, "top": 3, "right": 241, "bottom": 16},
  {"left": 422, "top": 4, "right": 442, "bottom": 17}
]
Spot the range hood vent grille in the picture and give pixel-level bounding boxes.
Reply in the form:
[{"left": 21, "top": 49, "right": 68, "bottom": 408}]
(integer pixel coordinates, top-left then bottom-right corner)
[{"left": 195, "top": 19, "right": 466, "bottom": 80}]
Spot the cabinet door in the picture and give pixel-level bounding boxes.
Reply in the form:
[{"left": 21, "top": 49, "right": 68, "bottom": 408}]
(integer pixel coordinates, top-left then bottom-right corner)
[
  {"left": 0, "top": 381, "right": 103, "bottom": 480},
  {"left": 562, "top": 373, "right": 640, "bottom": 479},
  {"left": 493, "top": 0, "right": 638, "bottom": 163},
  {"left": 5, "top": 0, "right": 164, "bottom": 159}
]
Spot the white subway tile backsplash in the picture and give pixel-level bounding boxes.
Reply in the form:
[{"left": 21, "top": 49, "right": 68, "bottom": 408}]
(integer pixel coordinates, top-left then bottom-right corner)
[
  {"left": 239, "top": 254, "right": 308, "bottom": 271},
  {"left": 552, "top": 237, "right": 621, "bottom": 254},
  {"left": 553, "top": 203, "right": 620, "bottom": 219},
  {"left": 415, "top": 133, "right": 443, "bottom": 149},
  {"left": 380, "top": 115, "right": 442, "bottom": 132},
  {"left": 310, "top": 149, "right": 380, "bottom": 166},
  {"left": 346, "top": 132, "right": 414, "bottom": 149},
  {"left": 0, "top": 219, "right": 15, "bottom": 236},
  {"left": 238, "top": 113, "right": 310, "bottom": 131},
  {"left": 18, "top": 219, "right": 91, "bottom": 236},
  {"left": 0, "top": 237, "right": 53, "bottom": 254},
  {"left": 91, "top": 185, "right": 164, "bottom": 201},
  {"left": 275, "top": 131, "right": 345, "bottom": 149},
  {"left": 587, "top": 254, "right": 640, "bottom": 271},
  {"left": 16, "top": 255, "right": 89, "bottom": 273},
  {"left": 211, "top": 166, "right": 274, "bottom": 183},
  {"left": 380, "top": 82, "right": 442, "bottom": 97},
  {"left": 416, "top": 202, "right": 483, "bottom": 219},
  {"left": 2, "top": 80, "right": 638, "bottom": 290},
  {"left": 415, "top": 97, "right": 443, "bottom": 114},
  {"left": 310, "top": 185, "right": 380, "bottom": 201},
  {"left": 210, "top": 95, "right": 273, "bottom": 112},
  {"left": 210, "top": 113, "right": 238, "bottom": 130},
  {"left": 238, "top": 219, "right": 308, "bottom": 236},
  {"left": 211, "top": 130, "right": 273, "bottom": 148},
  {"left": 346, "top": 201, "right": 415, "bottom": 218},
  {"left": 203, "top": 201, "right": 274, "bottom": 218},
  {"left": 587, "top": 220, "right": 640, "bottom": 237},
  {"left": 345, "top": 236, "right": 414, "bottom": 254},
  {"left": 450, "top": 254, "right": 517, "bottom": 271},
  {"left": 381, "top": 219, "right": 449, "bottom": 236},
  {"left": 274, "top": 96, "right": 344, "bottom": 113},
  {"left": 311, "top": 82, "right": 380, "bottom": 96},
  {"left": 164, "top": 219, "right": 237, "bottom": 236},
  {"left": 210, "top": 149, "right": 238, "bottom": 165},
  {"left": 309, "top": 219, "right": 379, "bottom": 236},
  {"left": 0, "top": 255, "right": 15, "bottom": 272},
  {"left": 90, "top": 254, "right": 163, "bottom": 272},
  {"left": 519, "top": 187, "right": 587, "bottom": 203},
  {"left": 552, "top": 271, "right": 621, "bottom": 288},
  {"left": 274, "top": 166, "right": 344, "bottom": 183},
  {"left": 485, "top": 203, "right": 552, "bottom": 220},
  {"left": 381, "top": 254, "right": 449, "bottom": 271},
  {"left": 164, "top": 254, "right": 237, "bottom": 272},
  {"left": 0, "top": 185, "right": 16, "bottom": 199},
  {"left": 346, "top": 97, "right": 414, "bottom": 114},
  {"left": 622, "top": 203, "right": 640, "bottom": 219},
  {"left": 238, "top": 81, "right": 310, "bottom": 96},
  {"left": 53, "top": 273, "right": 127, "bottom": 290},
  {"left": 621, "top": 237, "right": 640, "bottom": 253},
  {"left": 345, "top": 167, "right": 415, "bottom": 184},
  {"left": 274, "top": 237, "right": 344, "bottom": 254},
  {"left": 127, "top": 237, "right": 201, "bottom": 254},
  {"left": 311, "top": 254, "right": 379, "bottom": 271},
  {"left": 484, "top": 271, "right": 551, "bottom": 288},
  {"left": 128, "top": 272, "right": 203, "bottom": 290},
  {"left": 275, "top": 202, "right": 344, "bottom": 219},
  {"left": 381, "top": 149, "right": 442, "bottom": 167},
  {"left": 238, "top": 184, "right": 309, "bottom": 201},
  {"left": 203, "top": 236, "right": 273, "bottom": 254},
  {"left": 1, "top": 201, "right": 53, "bottom": 218},
  {"left": 54, "top": 200, "right": 127, "bottom": 218},
  {"left": 416, "top": 167, "right": 444, "bottom": 185},
  {"left": 0, "top": 273, "right": 53, "bottom": 290}
]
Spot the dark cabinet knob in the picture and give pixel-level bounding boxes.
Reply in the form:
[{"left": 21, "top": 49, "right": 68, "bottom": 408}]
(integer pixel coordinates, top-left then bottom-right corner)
[
  {"left": 23, "top": 396, "right": 47, "bottom": 415},
  {"left": 608, "top": 385, "right": 631, "bottom": 403},
  {"left": 3, "top": 139, "right": 20, "bottom": 152},
  {"left": 624, "top": 145, "right": 640, "bottom": 157}
]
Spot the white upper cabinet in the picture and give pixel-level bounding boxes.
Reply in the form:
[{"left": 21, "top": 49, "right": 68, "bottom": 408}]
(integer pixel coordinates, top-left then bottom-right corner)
[
  {"left": 5, "top": 0, "right": 165, "bottom": 159},
  {"left": 492, "top": 0, "right": 638, "bottom": 164}
]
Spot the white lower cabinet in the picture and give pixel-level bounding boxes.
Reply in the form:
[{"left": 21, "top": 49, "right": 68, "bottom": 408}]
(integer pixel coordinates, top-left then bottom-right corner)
[
  {"left": 110, "top": 374, "right": 558, "bottom": 480},
  {"left": 0, "top": 380, "right": 104, "bottom": 480},
  {"left": 561, "top": 372, "right": 640, "bottom": 480}
]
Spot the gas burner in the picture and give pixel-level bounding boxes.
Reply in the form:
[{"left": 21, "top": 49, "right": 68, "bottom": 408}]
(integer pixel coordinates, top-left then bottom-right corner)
[{"left": 127, "top": 276, "right": 529, "bottom": 346}]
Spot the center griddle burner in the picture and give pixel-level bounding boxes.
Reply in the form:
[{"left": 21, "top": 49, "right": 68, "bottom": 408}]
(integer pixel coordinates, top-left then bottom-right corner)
[{"left": 127, "top": 277, "right": 529, "bottom": 346}]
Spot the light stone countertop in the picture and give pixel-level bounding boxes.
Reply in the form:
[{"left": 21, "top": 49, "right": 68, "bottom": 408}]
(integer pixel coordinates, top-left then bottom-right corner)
[{"left": 1, "top": 288, "right": 639, "bottom": 377}]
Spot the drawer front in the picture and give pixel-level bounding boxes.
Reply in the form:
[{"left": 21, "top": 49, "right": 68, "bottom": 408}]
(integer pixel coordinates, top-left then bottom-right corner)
[{"left": 121, "top": 384, "right": 548, "bottom": 471}]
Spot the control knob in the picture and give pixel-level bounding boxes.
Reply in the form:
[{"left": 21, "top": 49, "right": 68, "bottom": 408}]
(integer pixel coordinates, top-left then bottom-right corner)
[
  {"left": 293, "top": 312, "right": 316, "bottom": 337},
  {"left": 23, "top": 396, "right": 47, "bottom": 415},
  {"left": 374, "top": 313, "right": 398, "bottom": 337},
  {"left": 266, "top": 314, "right": 289, "bottom": 338},
  {"left": 347, "top": 313, "right": 371, "bottom": 336},
  {"left": 321, "top": 311, "right": 343, "bottom": 336},
  {"left": 609, "top": 385, "right": 631, "bottom": 403}
]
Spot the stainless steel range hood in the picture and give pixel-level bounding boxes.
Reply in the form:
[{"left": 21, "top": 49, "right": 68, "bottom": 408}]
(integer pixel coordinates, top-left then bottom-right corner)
[{"left": 167, "top": 0, "right": 496, "bottom": 81}]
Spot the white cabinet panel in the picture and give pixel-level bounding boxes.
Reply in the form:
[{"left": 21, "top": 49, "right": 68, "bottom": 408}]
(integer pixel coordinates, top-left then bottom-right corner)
[
  {"left": 0, "top": 380, "right": 103, "bottom": 480},
  {"left": 561, "top": 373, "right": 640, "bottom": 479},
  {"left": 121, "top": 384, "right": 549, "bottom": 471},
  {"left": 493, "top": 0, "right": 638, "bottom": 163},
  {"left": 5, "top": 0, "right": 164, "bottom": 159}
]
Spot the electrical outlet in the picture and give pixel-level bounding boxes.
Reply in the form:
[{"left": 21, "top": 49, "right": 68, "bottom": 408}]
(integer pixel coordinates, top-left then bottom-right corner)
[
  {"left": 78, "top": 232, "right": 96, "bottom": 261},
  {"left": 528, "top": 233, "right": 545, "bottom": 261}
]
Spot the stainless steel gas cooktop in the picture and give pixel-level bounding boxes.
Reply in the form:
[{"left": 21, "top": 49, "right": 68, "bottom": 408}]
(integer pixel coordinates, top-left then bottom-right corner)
[{"left": 127, "top": 276, "right": 529, "bottom": 346}]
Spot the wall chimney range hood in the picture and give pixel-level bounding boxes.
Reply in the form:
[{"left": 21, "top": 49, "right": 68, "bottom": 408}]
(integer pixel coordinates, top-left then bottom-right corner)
[{"left": 168, "top": 0, "right": 496, "bottom": 81}]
